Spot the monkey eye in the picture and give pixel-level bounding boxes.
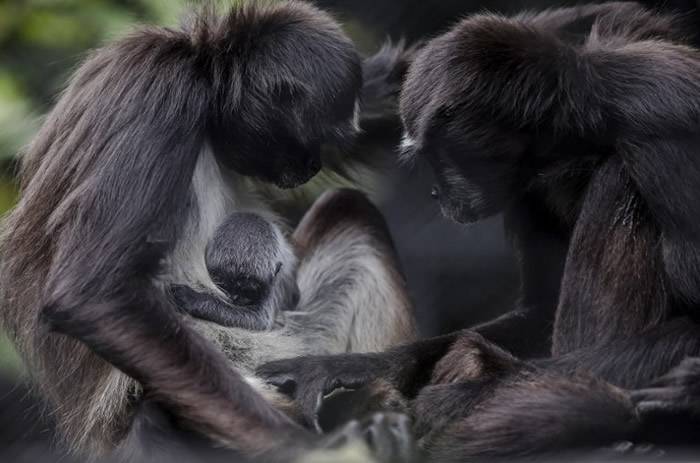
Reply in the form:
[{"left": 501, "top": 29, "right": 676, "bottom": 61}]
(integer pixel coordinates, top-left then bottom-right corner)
[
  {"left": 224, "top": 278, "right": 267, "bottom": 307},
  {"left": 274, "top": 262, "right": 283, "bottom": 276}
]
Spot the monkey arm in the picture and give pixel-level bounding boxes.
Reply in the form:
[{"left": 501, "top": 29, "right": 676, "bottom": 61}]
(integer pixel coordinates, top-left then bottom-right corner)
[
  {"left": 170, "top": 285, "right": 273, "bottom": 331},
  {"left": 258, "top": 318, "right": 699, "bottom": 432},
  {"left": 414, "top": 320, "right": 700, "bottom": 459},
  {"left": 289, "top": 188, "right": 417, "bottom": 354},
  {"left": 416, "top": 367, "right": 640, "bottom": 460},
  {"left": 479, "top": 192, "right": 572, "bottom": 359},
  {"left": 542, "top": 148, "right": 700, "bottom": 438},
  {"left": 116, "top": 399, "right": 416, "bottom": 463},
  {"left": 257, "top": 330, "right": 473, "bottom": 424},
  {"left": 471, "top": 307, "right": 553, "bottom": 358},
  {"left": 598, "top": 34, "right": 700, "bottom": 312},
  {"left": 552, "top": 158, "right": 671, "bottom": 355},
  {"left": 618, "top": 134, "right": 700, "bottom": 311}
]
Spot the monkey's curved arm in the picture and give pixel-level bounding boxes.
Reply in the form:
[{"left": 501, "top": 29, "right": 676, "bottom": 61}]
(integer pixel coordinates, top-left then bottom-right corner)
[
  {"left": 171, "top": 285, "right": 275, "bottom": 331},
  {"left": 606, "top": 45, "right": 700, "bottom": 307},
  {"left": 455, "top": 9, "right": 700, "bottom": 307},
  {"left": 33, "top": 31, "right": 303, "bottom": 455},
  {"left": 290, "top": 188, "right": 417, "bottom": 353},
  {"left": 257, "top": 330, "right": 464, "bottom": 423}
]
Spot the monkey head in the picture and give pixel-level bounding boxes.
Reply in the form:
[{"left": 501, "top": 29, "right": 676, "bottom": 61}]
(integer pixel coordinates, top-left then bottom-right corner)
[
  {"left": 205, "top": 212, "right": 300, "bottom": 324},
  {"left": 398, "top": 20, "right": 533, "bottom": 224},
  {"left": 205, "top": 2, "right": 362, "bottom": 189}
]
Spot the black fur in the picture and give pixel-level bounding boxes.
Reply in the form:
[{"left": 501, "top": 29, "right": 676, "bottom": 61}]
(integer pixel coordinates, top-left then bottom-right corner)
[
  {"left": 34, "top": 2, "right": 360, "bottom": 454},
  {"left": 0, "top": 1, "right": 419, "bottom": 460},
  {"left": 259, "top": 2, "right": 700, "bottom": 458}
]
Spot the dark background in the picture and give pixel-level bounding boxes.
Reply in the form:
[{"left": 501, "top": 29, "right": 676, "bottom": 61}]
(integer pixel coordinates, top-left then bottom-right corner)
[{"left": 0, "top": 0, "right": 698, "bottom": 456}]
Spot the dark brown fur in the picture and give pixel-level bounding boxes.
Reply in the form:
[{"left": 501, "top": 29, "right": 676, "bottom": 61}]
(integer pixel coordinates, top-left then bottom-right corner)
[
  {"left": 259, "top": 2, "right": 700, "bottom": 458},
  {"left": 0, "top": 1, "right": 414, "bottom": 460}
]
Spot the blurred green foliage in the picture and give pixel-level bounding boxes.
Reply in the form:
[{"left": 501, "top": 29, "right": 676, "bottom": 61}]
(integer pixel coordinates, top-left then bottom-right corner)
[
  {"left": 0, "top": 176, "right": 20, "bottom": 373},
  {"left": 0, "top": 0, "right": 193, "bottom": 374},
  {"left": 0, "top": 0, "right": 187, "bottom": 161}
]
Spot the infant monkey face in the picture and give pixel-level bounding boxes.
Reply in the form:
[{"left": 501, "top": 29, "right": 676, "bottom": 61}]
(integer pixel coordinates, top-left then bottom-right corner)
[
  {"left": 220, "top": 273, "right": 273, "bottom": 307},
  {"left": 222, "top": 264, "right": 300, "bottom": 311},
  {"left": 173, "top": 213, "right": 300, "bottom": 331}
]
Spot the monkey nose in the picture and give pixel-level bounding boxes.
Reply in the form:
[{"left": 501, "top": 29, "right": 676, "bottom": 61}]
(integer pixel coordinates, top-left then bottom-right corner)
[{"left": 431, "top": 186, "right": 440, "bottom": 200}]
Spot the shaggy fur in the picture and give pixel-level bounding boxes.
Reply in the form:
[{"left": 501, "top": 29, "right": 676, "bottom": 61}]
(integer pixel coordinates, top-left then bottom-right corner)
[
  {"left": 0, "top": 1, "right": 414, "bottom": 460},
  {"left": 259, "top": 2, "right": 700, "bottom": 458}
]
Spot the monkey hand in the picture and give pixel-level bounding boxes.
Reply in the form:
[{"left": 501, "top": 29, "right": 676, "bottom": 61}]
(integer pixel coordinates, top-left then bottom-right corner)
[
  {"left": 257, "top": 353, "right": 393, "bottom": 429},
  {"left": 312, "top": 412, "right": 418, "bottom": 463},
  {"left": 632, "top": 357, "right": 700, "bottom": 417}
]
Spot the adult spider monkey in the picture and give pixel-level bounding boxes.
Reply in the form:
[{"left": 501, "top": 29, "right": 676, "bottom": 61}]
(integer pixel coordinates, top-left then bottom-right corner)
[
  {"left": 0, "top": 2, "right": 417, "bottom": 461},
  {"left": 259, "top": 2, "right": 700, "bottom": 459}
]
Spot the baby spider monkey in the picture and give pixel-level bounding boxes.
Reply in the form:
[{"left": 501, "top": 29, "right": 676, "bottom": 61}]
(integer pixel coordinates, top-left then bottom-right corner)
[{"left": 171, "top": 213, "right": 300, "bottom": 331}]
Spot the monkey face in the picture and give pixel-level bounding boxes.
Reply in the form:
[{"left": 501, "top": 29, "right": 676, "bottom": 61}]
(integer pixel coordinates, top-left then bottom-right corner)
[
  {"left": 215, "top": 98, "right": 359, "bottom": 190},
  {"left": 415, "top": 127, "right": 526, "bottom": 224},
  {"left": 207, "top": 2, "right": 363, "bottom": 189},
  {"left": 205, "top": 213, "right": 300, "bottom": 325},
  {"left": 399, "top": 36, "right": 527, "bottom": 224},
  {"left": 426, "top": 153, "right": 520, "bottom": 224},
  {"left": 214, "top": 260, "right": 300, "bottom": 314}
]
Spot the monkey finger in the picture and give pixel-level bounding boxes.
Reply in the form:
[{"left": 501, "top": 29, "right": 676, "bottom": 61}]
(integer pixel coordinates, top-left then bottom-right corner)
[
  {"left": 637, "top": 400, "right": 690, "bottom": 417},
  {"left": 630, "top": 386, "right": 683, "bottom": 406},
  {"left": 605, "top": 441, "right": 665, "bottom": 458},
  {"left": 386, "top": 413, "right": 417, "bottom": 463},
  {"left": 321, "top": 419, "right": 363, "bottom": 449},
  {"left": 648, "top": 373, "right": 683, "bottom": 388},
  {"left": 634, "top": 389, "right": 689, "bottom": 417},
  {"left": 362, "top": 413, "right": 417, "bottom": 463}
]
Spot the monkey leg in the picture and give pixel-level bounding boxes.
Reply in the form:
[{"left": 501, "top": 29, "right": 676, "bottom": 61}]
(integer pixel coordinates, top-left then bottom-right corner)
[
  {"left": 389, "top": 333, "right": 638, "bottom": 460},
  {"left": 415, "top": 369, "right": 638, "bottom": 462},
  {"left": 270, "top": 188, "right": 416, "bottom": 433},
  {"left": 194, "top": 188, "right": 416, "bottom": 370},
  {"left": 287, "top": 188, "right": 417, "bottom": 354}
]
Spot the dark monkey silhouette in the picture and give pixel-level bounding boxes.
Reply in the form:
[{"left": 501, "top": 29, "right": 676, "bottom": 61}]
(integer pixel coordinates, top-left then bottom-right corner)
[{"left": 260, "top": 2, "right": 700, "bottom": 459}]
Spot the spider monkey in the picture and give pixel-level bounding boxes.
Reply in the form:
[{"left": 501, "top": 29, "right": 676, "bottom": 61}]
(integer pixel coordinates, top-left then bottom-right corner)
[
  {"left": 0, "top": 2, "right": 417, "bottom": 461},
  {"left": 170, "top": 212, "right": 301, "bottom": 331},
  {"left": 259, "top": 2, "right": 700, "bottom": 459},
  {"left": 121, "top": 188, "right": 418, "bottom": 461}
]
